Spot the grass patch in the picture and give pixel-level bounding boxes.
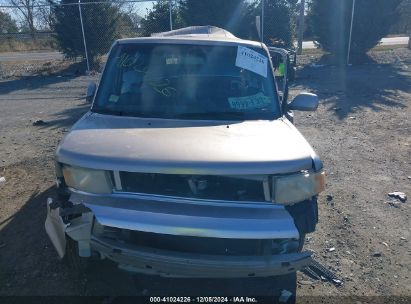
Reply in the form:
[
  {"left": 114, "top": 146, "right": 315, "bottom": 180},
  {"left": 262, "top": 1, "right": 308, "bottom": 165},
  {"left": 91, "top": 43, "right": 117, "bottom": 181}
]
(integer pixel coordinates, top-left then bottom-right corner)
[{"left": 0, "top": 38, "right": 57, "bottom": 53}]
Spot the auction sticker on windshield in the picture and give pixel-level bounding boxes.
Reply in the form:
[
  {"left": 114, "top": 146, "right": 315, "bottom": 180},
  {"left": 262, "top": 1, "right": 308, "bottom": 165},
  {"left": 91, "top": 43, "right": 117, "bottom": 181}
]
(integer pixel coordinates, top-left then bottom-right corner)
[
  {"left": 228, "top": 92, "right": 271, "bottom": 110},
  {"left": 235, "top": 46, "right": 268, "bottom": 78}
]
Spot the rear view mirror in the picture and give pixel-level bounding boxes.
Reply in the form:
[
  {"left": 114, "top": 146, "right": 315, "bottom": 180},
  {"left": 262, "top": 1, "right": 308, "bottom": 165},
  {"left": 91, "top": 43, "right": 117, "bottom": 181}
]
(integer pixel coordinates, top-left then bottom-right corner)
[
  {"left": 288, "top": 92, "right": 319, "bottom": 111},
  {"left": 86, "top": 82, "right": 97, "bottom": 103}
]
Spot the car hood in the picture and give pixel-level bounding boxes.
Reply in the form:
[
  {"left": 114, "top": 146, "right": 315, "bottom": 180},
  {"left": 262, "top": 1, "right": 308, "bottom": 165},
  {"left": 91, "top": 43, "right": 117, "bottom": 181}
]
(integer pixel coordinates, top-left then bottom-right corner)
[{"left": 56, "top": 112, "right": 319, "bottom": 175}]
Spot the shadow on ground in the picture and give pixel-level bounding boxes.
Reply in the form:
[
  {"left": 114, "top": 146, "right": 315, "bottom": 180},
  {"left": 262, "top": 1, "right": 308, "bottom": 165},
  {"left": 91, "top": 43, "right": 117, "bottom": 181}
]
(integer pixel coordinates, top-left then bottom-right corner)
[
  {"left": 296, "top": 55, "right": 410, "bottom": 119},
  {"left": 38, "top": 103, "right": 91, "bottom": 130},
  {"left": 0, "top": 185, "right": 79, "bottom": 296},
  {"left": 0, "top": 184, "right": 297, "bottom": 299},
  {"left": 0, "top": 62, "right": 89, "bottom": 95}
]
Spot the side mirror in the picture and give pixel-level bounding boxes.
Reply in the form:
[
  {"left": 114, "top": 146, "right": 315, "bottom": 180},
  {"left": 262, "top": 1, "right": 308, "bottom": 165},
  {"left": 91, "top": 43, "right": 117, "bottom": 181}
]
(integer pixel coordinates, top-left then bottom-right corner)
[
  {"left": 288, "top": 92, "right": 319, "bottom": 111},
  {"left": 86, "top": 82, "right": 97, "bottom": 103}
]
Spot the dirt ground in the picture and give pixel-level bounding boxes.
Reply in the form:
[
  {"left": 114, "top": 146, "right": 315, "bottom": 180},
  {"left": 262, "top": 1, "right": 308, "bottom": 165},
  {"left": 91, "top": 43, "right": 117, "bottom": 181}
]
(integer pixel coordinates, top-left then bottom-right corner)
[{"left": 0, "top": 48, "right": 410, "bottom": 303}]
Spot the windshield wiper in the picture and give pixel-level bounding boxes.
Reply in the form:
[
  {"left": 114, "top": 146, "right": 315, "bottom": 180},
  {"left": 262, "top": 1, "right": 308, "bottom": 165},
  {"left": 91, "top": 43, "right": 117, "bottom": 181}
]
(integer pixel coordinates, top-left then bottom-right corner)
[
  {"left": 174, "top": 111, "right": 246, "bottom": 119},
  {"left": 91, "top": 107, "right": 124, "bottom": 116},
  {"left": 92, "top": 108, "right": 172, "bottom": 119}
]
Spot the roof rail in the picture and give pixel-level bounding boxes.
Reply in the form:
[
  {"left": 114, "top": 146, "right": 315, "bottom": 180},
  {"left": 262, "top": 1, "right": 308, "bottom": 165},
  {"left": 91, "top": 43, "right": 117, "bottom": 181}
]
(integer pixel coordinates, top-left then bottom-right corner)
[{"left": 151, "top": 26, "right": 237, "bottom": 39}]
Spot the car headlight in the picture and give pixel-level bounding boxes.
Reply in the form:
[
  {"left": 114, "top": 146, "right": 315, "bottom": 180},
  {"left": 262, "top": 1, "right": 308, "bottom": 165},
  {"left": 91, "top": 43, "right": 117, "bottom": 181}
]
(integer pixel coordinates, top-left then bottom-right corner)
[
  {"left": 273, "top": 170, "right": 325, "bottom": 205},
  {"left": 62, "top": 165, "right": 112, "bottom": 194}
]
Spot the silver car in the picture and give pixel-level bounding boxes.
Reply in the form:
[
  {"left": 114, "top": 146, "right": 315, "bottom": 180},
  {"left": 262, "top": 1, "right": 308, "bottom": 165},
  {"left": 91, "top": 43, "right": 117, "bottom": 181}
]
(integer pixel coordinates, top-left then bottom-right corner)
[{"left": 45, "top": 26, "right": 325, "bottom": 278}]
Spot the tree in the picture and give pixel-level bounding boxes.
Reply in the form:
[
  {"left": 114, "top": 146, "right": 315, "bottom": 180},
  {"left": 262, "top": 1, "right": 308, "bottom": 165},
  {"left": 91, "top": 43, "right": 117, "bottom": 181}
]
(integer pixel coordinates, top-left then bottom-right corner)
[
  {"left": 179, "top": 0, "right": 251, "bottom": 38},
  {"left": 8, "top": 0, "right": 38, "bottom": 36},
  {"left": 118, "top": 12, "right": 143, "bottom": 37},
  {"left": 0, "top": 10, "right": 18, "bottom": 34},
  {"left": 140, "top": 0, "right": 183, "bottom": 36},
  {"left": 140, "top": 0, "right": 296, "bottom": 44},
  {"left": 36, "top": 3, "right": 54, "bottom": 30},
  {"left": 52, "top": 0, "right": 127, "bottom": 65},
  {"left": 258, "top": 0, "right": 296, "bottom": 47},
  {"left": 303, "top": 0, "right": 315, "bottom": 39},
  {"left": 389, "top": 0, "right": 411, "bottom": 35},
  {"left": 309, "top": 0, "right": 402, "bottom": 63},
  {"left": 388, "top": 0, "right": 411, "bottom": 50}
]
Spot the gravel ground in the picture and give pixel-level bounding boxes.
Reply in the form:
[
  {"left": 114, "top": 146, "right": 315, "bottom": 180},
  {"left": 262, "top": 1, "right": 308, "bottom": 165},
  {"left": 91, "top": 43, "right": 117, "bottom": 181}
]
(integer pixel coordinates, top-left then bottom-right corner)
[{"left": 0, "top": 48, "right": 410, "bottom": 303}]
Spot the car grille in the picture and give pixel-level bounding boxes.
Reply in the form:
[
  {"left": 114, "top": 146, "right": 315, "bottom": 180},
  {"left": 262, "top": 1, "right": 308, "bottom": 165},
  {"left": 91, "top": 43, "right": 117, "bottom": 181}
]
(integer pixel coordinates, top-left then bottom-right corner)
[
  {"left": 118, "top": 172, "right": 267, "bottom": 202},
  {"left": 98, "top": 227, "right": 299, "bottom": 256}
]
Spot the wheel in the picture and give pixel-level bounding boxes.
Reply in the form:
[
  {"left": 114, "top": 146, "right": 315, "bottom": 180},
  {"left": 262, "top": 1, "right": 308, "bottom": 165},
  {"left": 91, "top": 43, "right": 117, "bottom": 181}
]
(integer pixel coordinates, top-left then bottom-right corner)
[
  {"left": 285, "top": 198, "right": 318, "bottom": 251},
  {"left": 297, "top": 233, "right": 306, "bottom": 252},
  {"left": 64, "top": 237, "right": 90, "bottom": 274}
]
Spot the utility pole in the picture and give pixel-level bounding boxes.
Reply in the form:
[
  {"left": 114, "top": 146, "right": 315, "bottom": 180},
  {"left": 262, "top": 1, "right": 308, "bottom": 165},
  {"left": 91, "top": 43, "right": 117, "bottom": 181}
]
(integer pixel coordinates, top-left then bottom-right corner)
[
  {"left": 297, "top": 0, "right": 305, "bottom": 55},
  {"left": 347, "top": 0, "right": 356, "bottom": 65}
]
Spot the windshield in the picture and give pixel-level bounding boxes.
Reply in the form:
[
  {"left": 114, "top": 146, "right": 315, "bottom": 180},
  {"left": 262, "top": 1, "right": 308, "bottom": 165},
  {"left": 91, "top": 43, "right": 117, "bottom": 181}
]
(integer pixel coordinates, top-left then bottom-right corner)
[{"left": 93, "top": 43, "right": 281, "bottom": 120}]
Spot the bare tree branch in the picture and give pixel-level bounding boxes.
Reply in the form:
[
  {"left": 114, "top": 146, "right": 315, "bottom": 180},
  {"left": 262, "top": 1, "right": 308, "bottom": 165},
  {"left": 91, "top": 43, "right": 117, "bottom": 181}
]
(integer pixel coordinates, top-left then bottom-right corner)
[{"left": 8, "top": 0, "right": 39, "bottom": 35}]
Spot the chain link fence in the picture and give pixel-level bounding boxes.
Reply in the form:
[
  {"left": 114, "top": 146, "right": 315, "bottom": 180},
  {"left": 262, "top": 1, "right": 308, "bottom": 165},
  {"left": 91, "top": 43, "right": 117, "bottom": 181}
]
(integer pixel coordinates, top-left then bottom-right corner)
[
  {"left": 0, "top": 0, "right": 279, "bottom": 75},
  {"left": 0, "top": 1, "right": 168, "bottom": 52},
  {"left": 0, "top": 0, "right": 177, "bottom": 76},
  {"left": 53, "top": 1, "right": 168, "bottom": 70}
]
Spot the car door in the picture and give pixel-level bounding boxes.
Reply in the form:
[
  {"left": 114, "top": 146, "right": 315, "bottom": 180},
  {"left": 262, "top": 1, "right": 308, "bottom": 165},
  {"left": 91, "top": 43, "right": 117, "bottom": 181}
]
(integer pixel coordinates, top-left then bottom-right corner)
[{"left": 268, "top": 47, "right": 294, "bottom": 123}]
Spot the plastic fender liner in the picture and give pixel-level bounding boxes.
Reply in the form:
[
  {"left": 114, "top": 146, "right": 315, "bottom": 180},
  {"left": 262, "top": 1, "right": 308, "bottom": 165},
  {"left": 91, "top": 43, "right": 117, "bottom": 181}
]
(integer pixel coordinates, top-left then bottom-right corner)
[
  {"left": 45, "top": 197, "right": 94, "bottom": 258},
  {"left": 285, "top": 197, "right": 318, "bottom": 235},
  {"left": 45, "top": 198, "right": 68, "bottom": 259}
]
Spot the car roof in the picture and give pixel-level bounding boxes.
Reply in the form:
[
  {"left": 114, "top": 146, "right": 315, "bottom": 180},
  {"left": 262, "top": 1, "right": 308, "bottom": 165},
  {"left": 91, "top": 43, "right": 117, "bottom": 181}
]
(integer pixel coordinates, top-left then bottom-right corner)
[
  {"left": 117, "top": 26, "right": 264, "bottom": 49},
  {"left": 152, "top": 26, "right": 237, "bottom": 38}
]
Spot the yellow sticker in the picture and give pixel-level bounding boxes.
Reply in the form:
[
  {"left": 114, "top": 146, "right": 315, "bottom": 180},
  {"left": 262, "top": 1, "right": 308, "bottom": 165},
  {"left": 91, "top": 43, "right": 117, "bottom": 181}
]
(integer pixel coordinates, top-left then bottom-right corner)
[
  {"left": 109, "top": 95, "right": 119, "bottom": 103},
  {"left": 228, "top": 92, "right": 271, "bottom": 110}
]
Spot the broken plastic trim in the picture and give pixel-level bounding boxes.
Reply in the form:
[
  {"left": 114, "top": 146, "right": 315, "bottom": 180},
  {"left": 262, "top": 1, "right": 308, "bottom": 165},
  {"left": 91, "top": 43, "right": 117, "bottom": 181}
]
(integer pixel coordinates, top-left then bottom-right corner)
[
  {"left": 302, "top": 258, "right": 343, "bottom": 287},
  {"left": 45, "top": 198, "right": 67, "bottom": 258},
  {"left": 44, "top": 197, "right": 93, "bottom": 258}
]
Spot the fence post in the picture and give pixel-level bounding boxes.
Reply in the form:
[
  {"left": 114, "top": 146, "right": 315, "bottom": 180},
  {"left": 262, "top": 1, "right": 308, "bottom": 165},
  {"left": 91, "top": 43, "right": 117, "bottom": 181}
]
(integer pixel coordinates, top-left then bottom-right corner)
[
  {"left": 256, "top": 15, "right": 261, "bottom": 40},
  {"left": 297, "top": 0, "right": 305, "bottom": 55},
  {"left": 347, "top": 0, "right": 356, "bottom": 65},
  {"left": 78, "top": 0, "right": 90, "bottom": 72},
  {"left": 169, "top": 0, "right": 173, "bottom": 31},
  {"left": 261, "top": 0, "right": 264, "bottom": 43}
]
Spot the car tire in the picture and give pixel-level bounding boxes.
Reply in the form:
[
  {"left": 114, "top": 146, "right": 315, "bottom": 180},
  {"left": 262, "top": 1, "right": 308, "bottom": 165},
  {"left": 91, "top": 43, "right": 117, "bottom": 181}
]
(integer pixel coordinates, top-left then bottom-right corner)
[
  {"left": 297, "top": 233, "right": 306, "bottom": 252},
  {"left": 64, "top": 237, "right": 90, "bottom": 274}
]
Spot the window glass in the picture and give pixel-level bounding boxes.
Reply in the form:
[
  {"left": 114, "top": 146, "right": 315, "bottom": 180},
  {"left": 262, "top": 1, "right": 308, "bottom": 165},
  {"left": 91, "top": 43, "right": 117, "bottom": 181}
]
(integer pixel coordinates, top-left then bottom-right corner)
[{"left": 93, "top": 43, "right": 281, "bottom": 120}]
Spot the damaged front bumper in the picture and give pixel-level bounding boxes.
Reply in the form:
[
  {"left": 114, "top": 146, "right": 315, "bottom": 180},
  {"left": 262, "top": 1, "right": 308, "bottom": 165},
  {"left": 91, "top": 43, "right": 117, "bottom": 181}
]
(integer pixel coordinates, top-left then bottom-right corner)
[
  {"left": 91, "top": 236, "right": 312, "bottom": 278},
  {"left": 45, "top": 192, "right": 315, "bottom": 277},
  {"left": 45, "top": 197, "right": 94, "bottom": 258}
]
